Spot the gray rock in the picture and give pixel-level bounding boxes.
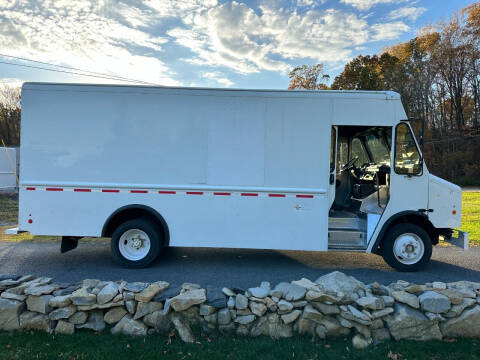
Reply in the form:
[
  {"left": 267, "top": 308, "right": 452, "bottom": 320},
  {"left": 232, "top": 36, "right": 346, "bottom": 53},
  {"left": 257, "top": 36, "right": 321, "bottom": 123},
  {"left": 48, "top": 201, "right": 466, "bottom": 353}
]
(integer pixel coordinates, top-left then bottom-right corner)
[
  {"left": 247, "top": 287, "right": 270, "bottom": 299},
  {"left": 319, "top": 316, "right": 350, "bottom": 337},
  {"left": 111, "top": 314, "right": 147, "bottom": 336},
  {"left": 227, "top": 296, "right": 235, "bottom": 309},
  {"left": 204, "top": 312, "right": 217, "bottom": 324},
  {"left": 441, "top": 305, "right": 480, "bottom": 338},
  {"left": 0, "top": 298, "right": 25, "bottom": 330},
  {"left": 55, "top": 320, "right": 75, "bottom": 335},
  {"left": 381, "top": 296, "right": 395, "bottom": 307},
  {"left": 271, "top": 282, "right": 306, "bottom": 301},
  {"left": 135, "top": 281, "right": 169, "bottom": 302},
  {"left": 170, "top": 289, "right": 206, "bottom": 311},
  {"left": 425, "top": 312, "right": 445, "bottom": 321},
  {"left": 251, "top": 313, "right": 292, "bottom": 338},
  {"left": 432, "top": 282, "right": 447, "bottom": 290},
  {"left": 77, "top": 301, "right": 124, "bottom": 311},
  {"left": 134, "top": 301, "right": 163, "bottom": 320},
  {"left": 369, "top": 282, "right": 389, "bottom": 296},
  {"left": 356, "top": 296, "right": 384, "bottom": 311},
  {"left": 81, "top": 279, "right": 100, "bottom": 288},
  {"left": 143, "top": 311, "right": 173, "bottom": 334},
  {"left": 218, "top": 308, "right": 232, "bottom": 325},
  {"left": 419, "top": 291, "right": 451, "bottom": 314},
  {"left": 353, "top": 322, "right": 371, "bottom": 338},
  {"left": 222, "top": 287, "right": 236, "bottom": 297},
  {"left": 277, "top": 300, "right": 293, "bottom": 314},
  {"left": 71, "top": 288, "right": 96, "bottom": 306},
  {"left": 265, "top": 297, "right": 277, "bottom": 312},
  {"left": 171, "top": 313, "right": 195, "bottom": 342},
  {"left": 53, "top": 286, "right": 80, "bottom": 297},
  {"left": 77, "top": 310, "right": 105, "bottom": 331},
  {"left": 291, "top": 278, "right": 318, "bottom": 290},
  {"left": 206, "top": 287, "right": 227, "bottom": 308},
  {"left": 432, "top": 289, "right": 464, "bottom": 305},
  {"left": 124, "top": 282, "right": 147, "bottom": 293},
  {"left": 302, "top": 304, "right": 324, "bottom": 323},
  {"left": 281, "top": 310, "right": 302, "bottom": 324},
  {"left": 49, "top": 295, "right": 72, "bottom": 308},
  {"left": 371, "top": 307, "right": 394, "bottom": 319},
  {"left": 352, "top": 334, "right": 372, "bottom": 349},
  {"left": 125, "top": 300, "right": 137, "bottom": 314},
  {"left": 152, "top": 286, "right": 181, "bottom": 302},
  {"left": 181, "top": 282, "right": 200, "bottom": 291},
  {"left": 235, "top": 294, "right": 248, "bottom": 310},
  {"left": 49, "top": 305, "right": 76, "bottom": 320},
  {"left": 344, "top": 305, "right": 372, "bottom": 324},
  {"left": 372, "top": 328, "right": 391, "bottom": 345},
  {"left": 235, "top": 315, "right": 256, "bottom": 325},
  {"left": 199, "top": 304, "right": 216, "bottom": 316},
  {"left": 97, "top": 282, "right": 119, "bottom": 305},
  {"left": 305, "top": 290, "right": 340, "bottom": 303},
  {"left": 24, "top": 284, "right": 59, "bottom": 296},
  {"left": 249, "top": 301, "right": 267, "bottom": 316},
  {"left": 19, "top": 311, "right": 52, "bottom": 332},
  {"left": 315, "top": 272, "right": 365, "bottom": 301},
  {"left": 384, "top": 303, "right": 442, "bottom": 341},
  {"left": 445, "top": 298, "right": 476, "bottom": 318},
  {"left": 311, "top": 302, "right": 340, "bottom": 315},
  {"left": 1, "top": 292, "right": 26, "bottom": 302},
  {"left": 295, "top": 317, "right": 316, "bottom": 335},
  {"left": 104, "top": 307, "right": 128, "bottom": 324},
  {"left": 260, "top": 281, "right": 271, "bottom": 290},
  {"left": 26, "top": 295, "right": 53, "bottom": 314},
  {"left": 69, "top": 311, "right": 88, "bottom": 325},
  {"left": 371, "top": 318, "right": 384, "bottom": 329},
  {"left": 391, "top": 291, "right": 420, "bottom": 309}
]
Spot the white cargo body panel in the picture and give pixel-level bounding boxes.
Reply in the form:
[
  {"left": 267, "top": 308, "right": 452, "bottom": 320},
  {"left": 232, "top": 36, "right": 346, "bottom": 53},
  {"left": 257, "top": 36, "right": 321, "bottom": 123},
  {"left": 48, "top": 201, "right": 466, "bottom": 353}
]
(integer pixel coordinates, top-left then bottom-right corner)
[{"left": 19, "top": 83, "right": 401, "bottom": 253}]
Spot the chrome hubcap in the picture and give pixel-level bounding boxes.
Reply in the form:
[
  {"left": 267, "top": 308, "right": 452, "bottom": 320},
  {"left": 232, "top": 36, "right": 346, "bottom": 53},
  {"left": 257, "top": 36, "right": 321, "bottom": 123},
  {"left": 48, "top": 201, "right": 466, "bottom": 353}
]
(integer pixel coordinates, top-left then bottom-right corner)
[
  {"left": 393, "top": 233, "right": 425, "bottom": 265},
  {"left": 119, "top": 229, "right": 151, "bottom": 261}
]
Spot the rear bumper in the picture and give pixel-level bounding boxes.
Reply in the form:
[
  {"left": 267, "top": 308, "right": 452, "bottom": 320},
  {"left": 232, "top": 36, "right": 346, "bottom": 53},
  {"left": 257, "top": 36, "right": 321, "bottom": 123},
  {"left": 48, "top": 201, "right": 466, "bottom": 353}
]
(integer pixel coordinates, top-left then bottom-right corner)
[
  {"left": 4, "top": 227, "right": 19, "bottom": 235},
  {"left": 445, "top": 231, "right": 469, "bottom": 251}
]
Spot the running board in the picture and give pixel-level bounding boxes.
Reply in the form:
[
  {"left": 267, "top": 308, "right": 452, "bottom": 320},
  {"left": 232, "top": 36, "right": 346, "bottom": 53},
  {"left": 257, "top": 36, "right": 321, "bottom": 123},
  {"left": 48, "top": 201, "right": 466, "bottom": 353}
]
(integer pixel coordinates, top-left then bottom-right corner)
[{"left": 328, "top": 230, "right": 367, "bottom": 249}]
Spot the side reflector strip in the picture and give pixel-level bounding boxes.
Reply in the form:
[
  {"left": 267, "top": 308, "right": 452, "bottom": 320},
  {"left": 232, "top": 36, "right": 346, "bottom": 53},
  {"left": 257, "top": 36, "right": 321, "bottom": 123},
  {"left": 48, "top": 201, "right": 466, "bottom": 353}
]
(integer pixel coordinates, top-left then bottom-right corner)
[
  {"left": 102, "top": 189, "right": 119, "bottom": 193},
  {"left": 214, "top": 192, "right": 231, "bottom": 196},
  {"left": 130, "top": 190, "right": 148, "bottom": 194},
  {"left": 268, "top": 194, "right": 285, "bottom": 197},
  {"left": 241, "top": 193, "right": 258, "bottom": 197},
  {"left": 46, "top": 188, "right": 63, "bottom": 191},
  {"left": 159, "top": 191, "right": 176, "bottom": 194},
  {"left": 74, "top": 189, "right": 91, "bottom": 192},
  {"left": 186, "top": 192, "right": 203, "bottom": 195},
  {"left": 296, "top": 195, "right": 314, "bottom": 198},
  {"left": 26, "top": 187, "right": 36, "bottom": 191}
]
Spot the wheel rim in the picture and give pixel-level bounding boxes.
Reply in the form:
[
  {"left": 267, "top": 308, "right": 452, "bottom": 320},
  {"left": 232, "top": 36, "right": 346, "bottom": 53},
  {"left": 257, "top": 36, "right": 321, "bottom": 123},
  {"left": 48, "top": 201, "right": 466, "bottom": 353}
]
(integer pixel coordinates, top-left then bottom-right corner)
[
  {"left": 118, "top": 229, "right": 151, "bottom": 261},
  {"left": 393, "top": 232, "right": 425, "bottom": 265}
]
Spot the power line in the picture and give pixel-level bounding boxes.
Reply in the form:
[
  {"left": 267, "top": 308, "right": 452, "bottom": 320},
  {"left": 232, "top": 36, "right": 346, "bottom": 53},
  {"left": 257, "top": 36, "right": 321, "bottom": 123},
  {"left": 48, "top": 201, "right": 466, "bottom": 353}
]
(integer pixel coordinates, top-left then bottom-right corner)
[
  {"left": 0, "top": 55, "right": 161, "bottom": 86},
  {"left": 0, "top": 53, "right": 155, "bottom": 85}
]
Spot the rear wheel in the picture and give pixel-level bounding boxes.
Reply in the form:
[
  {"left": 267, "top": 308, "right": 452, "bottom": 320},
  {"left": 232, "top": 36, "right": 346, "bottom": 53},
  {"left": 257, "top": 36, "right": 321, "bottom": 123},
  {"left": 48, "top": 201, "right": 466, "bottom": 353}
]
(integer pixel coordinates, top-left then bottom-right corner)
[
  {"left": 381, "top": 223, "right": 432, "bottom": 272},
  {"left": 111, "top": 218, "right": 162, "bottom": 268}
]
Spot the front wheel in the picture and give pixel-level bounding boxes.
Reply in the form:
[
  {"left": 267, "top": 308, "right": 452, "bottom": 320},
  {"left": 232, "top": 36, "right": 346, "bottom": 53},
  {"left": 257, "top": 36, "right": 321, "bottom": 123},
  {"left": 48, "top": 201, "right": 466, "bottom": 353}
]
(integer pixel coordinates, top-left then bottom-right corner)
[
  {"left": 381, "top": 223, "right": 432, "bottom": 272},
  {"left": 111, "top": 218, "right": 162, "bottom": 268}
]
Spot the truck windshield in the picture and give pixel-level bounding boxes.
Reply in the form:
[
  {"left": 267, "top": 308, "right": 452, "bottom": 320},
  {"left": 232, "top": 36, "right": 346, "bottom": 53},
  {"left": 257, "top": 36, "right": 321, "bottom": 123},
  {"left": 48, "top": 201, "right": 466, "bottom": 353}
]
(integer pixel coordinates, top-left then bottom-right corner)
[
  {"left": 351, "top": 138, "right": 370, "bottom": 165},
  {"left": 365, "top": 133, "right": 390, "bottom": 164}
]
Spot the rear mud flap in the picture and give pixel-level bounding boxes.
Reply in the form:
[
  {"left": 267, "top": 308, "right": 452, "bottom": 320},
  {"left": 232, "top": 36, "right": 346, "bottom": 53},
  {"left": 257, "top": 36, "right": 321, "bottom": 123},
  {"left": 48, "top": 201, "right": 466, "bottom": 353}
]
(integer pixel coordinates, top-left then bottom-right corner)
[
  {"left": 61, "top": 237, "right": 79, "bottom": 253},
  {"left": 445, "top": 231, "right": 469, "bottom": 251}
]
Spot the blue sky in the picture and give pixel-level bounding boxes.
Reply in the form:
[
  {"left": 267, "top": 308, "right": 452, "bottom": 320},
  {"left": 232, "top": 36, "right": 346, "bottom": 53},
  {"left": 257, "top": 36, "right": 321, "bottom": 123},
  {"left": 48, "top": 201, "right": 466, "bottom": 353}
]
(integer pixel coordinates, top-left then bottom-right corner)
[{"left": 0, "top": 0, "right": 475, "bottom": 89}]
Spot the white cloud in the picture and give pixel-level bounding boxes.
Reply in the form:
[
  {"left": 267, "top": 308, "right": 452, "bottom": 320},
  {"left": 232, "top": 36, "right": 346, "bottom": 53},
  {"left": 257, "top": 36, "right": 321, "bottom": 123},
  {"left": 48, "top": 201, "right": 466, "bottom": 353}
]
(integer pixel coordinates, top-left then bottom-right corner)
[
  {"left": 340, "top": 0, "right": 408, "bottom": 11},
  {"left": 0, "top": 78, "right": 23, "bottom": 88},
  {"left": 0, "top": 0, "right": 413, "bottom": 84},
  {"left": 168, "top": 3, "right": 377, "bottom": 74},
  {"left": 387, "top": 6, "right": 426, "bottom": 21},
  {"left": 371, "top": 21, "right": 410, "bottom": 41},
  {"left": 0, "top": 0, "right": 180, "bottom": 86},
  {"left": 202, "top": 72, "right": 234, "bottom": 87}
]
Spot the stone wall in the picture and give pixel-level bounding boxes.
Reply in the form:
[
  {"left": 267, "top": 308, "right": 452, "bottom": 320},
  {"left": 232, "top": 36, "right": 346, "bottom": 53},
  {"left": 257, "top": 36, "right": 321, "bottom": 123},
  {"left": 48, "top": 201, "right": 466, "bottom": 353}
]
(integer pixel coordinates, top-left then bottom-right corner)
[{"left": 1, "top": 271, "right": 479, "bottom": 349}]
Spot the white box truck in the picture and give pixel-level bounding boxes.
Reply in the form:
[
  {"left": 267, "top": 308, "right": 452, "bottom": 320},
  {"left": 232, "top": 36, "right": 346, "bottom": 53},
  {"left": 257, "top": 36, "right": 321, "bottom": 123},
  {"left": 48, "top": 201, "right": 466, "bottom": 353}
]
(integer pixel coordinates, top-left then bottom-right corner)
[{"left": 7, "top": 83, "right": 468, "bottom": 271}]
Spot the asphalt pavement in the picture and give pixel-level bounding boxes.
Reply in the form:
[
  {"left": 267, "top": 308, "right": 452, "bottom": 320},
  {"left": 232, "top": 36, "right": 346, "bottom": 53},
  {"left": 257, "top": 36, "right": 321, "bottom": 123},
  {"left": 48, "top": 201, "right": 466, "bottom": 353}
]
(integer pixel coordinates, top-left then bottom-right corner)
[{"left": 0, "top": 241, "right": 479, "bottom": 288}]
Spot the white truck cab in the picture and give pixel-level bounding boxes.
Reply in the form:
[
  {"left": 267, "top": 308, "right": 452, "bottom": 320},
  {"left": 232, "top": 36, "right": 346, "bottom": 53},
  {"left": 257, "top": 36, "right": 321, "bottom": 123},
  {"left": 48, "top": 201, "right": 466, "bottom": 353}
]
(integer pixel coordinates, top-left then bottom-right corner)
[{"left": 7, "top": 83, "right": 468, "bottom": 271}]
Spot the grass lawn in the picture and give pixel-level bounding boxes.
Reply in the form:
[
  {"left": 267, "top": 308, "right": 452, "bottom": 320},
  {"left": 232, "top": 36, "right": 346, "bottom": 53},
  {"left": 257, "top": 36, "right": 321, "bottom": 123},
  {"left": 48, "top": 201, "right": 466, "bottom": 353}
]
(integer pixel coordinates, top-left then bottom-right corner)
[
  {"left": 0, "top": 330, "right": 479, "bottom": 360},
  {"left": 1, "top": 192, "right": 479, "bottom": 245},
  {"left": 461, "top": 192, "right": 480, "bottom": 245}
]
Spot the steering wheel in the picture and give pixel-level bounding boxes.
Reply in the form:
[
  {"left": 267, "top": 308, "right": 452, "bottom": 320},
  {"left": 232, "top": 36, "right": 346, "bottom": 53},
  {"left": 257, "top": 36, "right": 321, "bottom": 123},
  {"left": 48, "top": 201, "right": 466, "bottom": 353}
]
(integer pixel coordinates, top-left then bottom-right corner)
[{"left": 341, "top": 156, "right": 359, "bottom": 172}]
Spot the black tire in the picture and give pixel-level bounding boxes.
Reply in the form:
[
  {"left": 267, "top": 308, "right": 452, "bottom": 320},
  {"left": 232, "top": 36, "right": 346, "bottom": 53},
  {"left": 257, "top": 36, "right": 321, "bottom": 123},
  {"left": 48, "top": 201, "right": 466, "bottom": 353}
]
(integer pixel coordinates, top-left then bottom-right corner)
[
  {"left": 111, "top": 218, "right": 162, "bottom": 268},
  {"left": 381, "top": 223, "right": 432, "bottom": 272}
]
